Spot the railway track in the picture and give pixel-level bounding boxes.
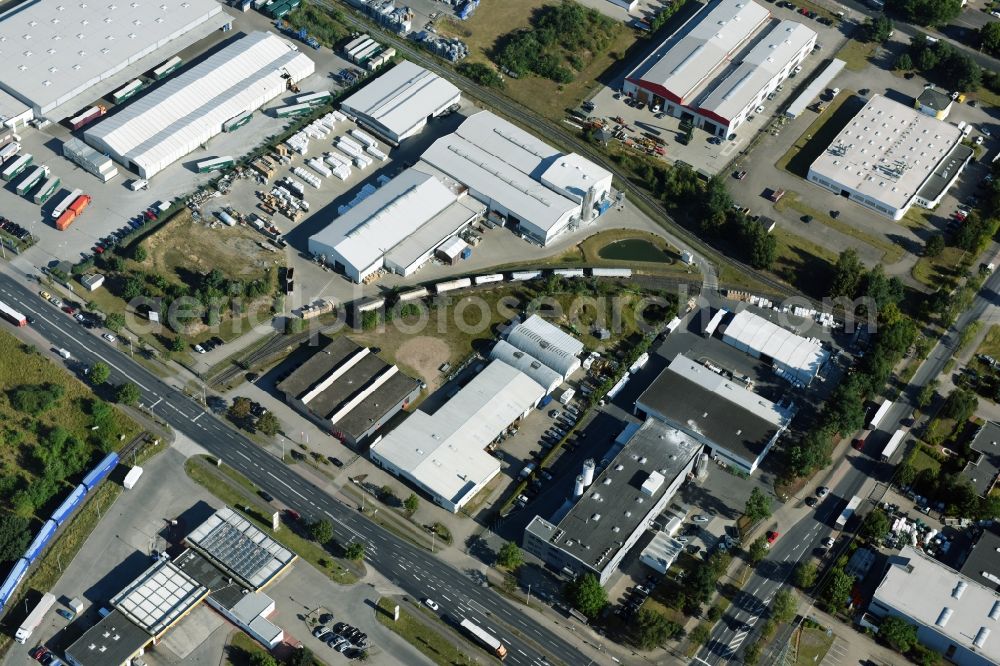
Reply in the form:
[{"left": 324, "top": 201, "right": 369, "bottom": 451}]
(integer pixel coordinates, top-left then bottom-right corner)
[
  {"left": 318, "top": 0, "right": 817, "bottom": 306},
  {"left": 208, "top": 327, "right": 324, "bottom": 388}
]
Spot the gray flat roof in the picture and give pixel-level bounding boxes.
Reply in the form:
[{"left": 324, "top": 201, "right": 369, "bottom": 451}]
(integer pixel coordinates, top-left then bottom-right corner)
[
  {"left": 65, "top": 610, "right": 149, "bottom": 666},
  {"left": 535, "top": 419, "right": 701, "bottom": 570},
  {"left": 917, "top": 87, "right": 952, "bottom": 112},
  {"left": 959, "top": 524, "right": 1000, "bottom": 592},
  {"left": 276, "top": 335, "right": 420, "bottom": 441},
  {"left": 963, "top": 421, "right": 1000, "bottom": 498},
  {"left": 637, "top": 353, "right": 788, "bottom": 464},
  {"left": 808, "top": 94, "right": 963, "bottom": 213},
  {"left": 917, "top": 143, "right": 973, "bottom": 204},
  {"left": 0, "top": 0, "right": 225, "bottom": 115}
]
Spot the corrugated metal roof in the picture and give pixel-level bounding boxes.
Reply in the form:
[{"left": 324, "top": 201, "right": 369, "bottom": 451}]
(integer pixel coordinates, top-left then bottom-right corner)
[
  {"left": 631, "top": 0, "right": 770, "bottom": 103},
  {"left": 505, "top": 315, "right": 583, "bottom": 379},
  {"left": 489, "top": 340, "right": 563, "bottom": 394},
  {"left": 85, "top": 32, "right": 314, "bottom": 178},
  {"left": 340, "top": 60, "right": 460, "bottom": 140},
  {"left": 699, "top": 20, "right": 816, "bottom": 122}
]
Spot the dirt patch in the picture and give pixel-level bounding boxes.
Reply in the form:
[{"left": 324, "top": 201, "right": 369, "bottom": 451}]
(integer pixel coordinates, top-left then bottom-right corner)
[
  {"left": 395, "top": 336, "right": 451, "bottom": 386},
  {"left": 142, "top": 211, "right": 278, "bottom": 281}
]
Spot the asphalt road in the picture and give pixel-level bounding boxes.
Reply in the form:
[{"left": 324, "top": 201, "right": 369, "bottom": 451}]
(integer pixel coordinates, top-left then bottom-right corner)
[
  {"left": 692, "top": 265, "right": 1000, "bottom": 664},
  {"left": 0, "top": 273, "right": 585, "bottom": 666}
]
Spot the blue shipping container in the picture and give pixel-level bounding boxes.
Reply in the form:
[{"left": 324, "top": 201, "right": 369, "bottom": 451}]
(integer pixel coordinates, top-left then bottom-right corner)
[
  {"left": 82, "top": 452, "right": 119, "bottom": 491},
  {"left": 461, "top": 247, "right": 472, "bottom": 260},
  {"left": 0, "top": 559, "right": 30, "bottom": 612},
  {"left": 51, "top": 484, "right": 87, "bottom": 526},
  {"left": 24, "top": 520, "right": 57, "bottom": 564}
]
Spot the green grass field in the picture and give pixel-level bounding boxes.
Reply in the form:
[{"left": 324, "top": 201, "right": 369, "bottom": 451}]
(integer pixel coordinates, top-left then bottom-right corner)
[
  {"left": 0, "top": 331, "right": 139, "bottom": 518},
  {"left": 375, "top": 598, "right": 477, "bottom": 665}
]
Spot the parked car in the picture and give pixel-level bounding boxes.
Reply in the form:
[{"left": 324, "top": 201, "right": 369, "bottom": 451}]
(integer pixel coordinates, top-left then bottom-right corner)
[
  {"left": 313, "top": 626, "right": 331, "bottom": 639},
  {"left": 259, "top": 490, "right": 274, "bottom": 502},
  {"left": 822, "top": 537, "right": 835, "bottom": 548},
  {"left": 817, "top": 486, "right": 829, "bottom": 497},
  {"left": 424, "top": 598, "right": 439, "bottom": 611},
  {"left": 692, "top": 514, "right": 711, "bottom": 523},
  {"left": 767, "top": 530, "right": 780, "bottom": 544}
]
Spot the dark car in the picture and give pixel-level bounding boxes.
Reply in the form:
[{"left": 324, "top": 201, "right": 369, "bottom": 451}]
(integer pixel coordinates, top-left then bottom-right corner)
[
  {"left": 259, "top": 490, "right": 274, "bottom": 502},
  {"left": 805, "top": 496, "right": 818, "bottom": 507},
  {"left": 246, "top": 372, "right": 260, "bottom": 383},
  {"left": 330, "top": 457, "right": 344, "bottom": 468}
]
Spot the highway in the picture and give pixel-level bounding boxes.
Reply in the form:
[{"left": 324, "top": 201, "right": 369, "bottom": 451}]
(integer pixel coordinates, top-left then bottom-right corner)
[
  {"left": 693, "top": 265, "right": 1000, "bottom": 664},
  {"left": 0, "top": 272, "right": 586, "bottom": 666}
]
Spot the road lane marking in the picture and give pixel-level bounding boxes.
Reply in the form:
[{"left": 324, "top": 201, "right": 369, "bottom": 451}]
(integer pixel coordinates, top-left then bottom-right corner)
[{"left": 268, "top": 471, "right": 308, "bottom": 501}]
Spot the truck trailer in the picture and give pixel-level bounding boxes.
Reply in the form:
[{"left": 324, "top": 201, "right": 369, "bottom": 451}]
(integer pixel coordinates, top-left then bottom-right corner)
[{"left": 15, "top": 593, "right": 55, "bottom": 643}]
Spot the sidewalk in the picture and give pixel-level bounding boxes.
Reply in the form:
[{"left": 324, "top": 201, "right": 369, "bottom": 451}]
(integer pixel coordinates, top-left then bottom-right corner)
[{"left": 806, "top": 607, "right": 902, "bottom": 666}]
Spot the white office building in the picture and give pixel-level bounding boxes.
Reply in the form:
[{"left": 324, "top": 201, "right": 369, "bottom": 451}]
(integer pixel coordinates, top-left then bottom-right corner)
[
  {"left": 370, "top": 360, "right": 546, "bottom": 513},
  {"left": 870, "top": 546, "right": 1000, "bottom": 666},
  {"left": 420, "top": 111, "right": 612, "bottom": 244},
  {"left": 340, "top": 61, "right": 461, "bottom": 142},
  {"left": 807, "top": 94, "right": 973, "bottom": 220}
]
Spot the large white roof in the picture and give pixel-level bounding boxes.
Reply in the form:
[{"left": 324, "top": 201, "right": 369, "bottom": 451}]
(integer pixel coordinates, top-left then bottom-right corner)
[
  {"left": 111, "top": 559, "right": 207, "bottom": 636},
  {"left": 540, "top": 152, "right": 612, "bottom": 204},
  {"left": 699, "top": 20, "right": 815, "bottom": 122},
  {"left": 309, "top": 168, "right": 464, "bottom": 274},
  {"left": 722, "top": 309, "right": 829, "bottom": 383},
  {"left": 874, "top": 546, "right": 1000, "bottom": 663},
  {"left": 419, "top": 111, "right": 581, "bottom": 234},
  {"left": 371, "top": 360, "right": 545, "bottom": 507},
  {"left": 505, "top": 315, "right": 584, "bottom": 379},
  {"left": 630, "top": 0, "right": 770, "bottom": 103},
  {"left": 808, "top": 94, "right": 963, "bottom": 213},
  {"left": 85, "top": 32, "right": 314, "bottom": 178},
  {"left": 340, "top": 61, "right": 460, "bottom": 140},
  {"left": 489, "top": 340, "right": 563, "bottom": 394},
  {"left": 0, "top": 0, "right": 225, "bottom": 115}
]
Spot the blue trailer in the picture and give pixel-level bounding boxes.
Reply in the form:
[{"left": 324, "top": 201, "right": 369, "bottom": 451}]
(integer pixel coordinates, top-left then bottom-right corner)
[
  {"left": 82, "top": 452, "right": 119, "bottom": 490},
  {"left": 51, "top": 484, "right": 87, "bottom": 526},
  {"left": 0, "top": 558, "right": 30, "bottom": 613},
  {"left": 24, "top": 520, "right": 58, "bottom": 563},
  {"left": 538, "top": 394, "right": 554, "bottom": 408}
]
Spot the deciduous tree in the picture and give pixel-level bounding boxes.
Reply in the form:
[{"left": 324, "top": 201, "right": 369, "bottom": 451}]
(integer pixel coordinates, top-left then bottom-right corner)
[
  {"left": 115, "top": 382, "right": 140, "bottom": 406},
  {"left": 89, "top": 362, "right": 111, "bottom": 386},
  {"left": 564, "top": 573, "right": 608, "bottom": 618},
  {"left": 496, "top": 541, "right": 524, "bottom": 570},
  {"left": 744, "top": 487, "right": 772, "bottom": 523}
]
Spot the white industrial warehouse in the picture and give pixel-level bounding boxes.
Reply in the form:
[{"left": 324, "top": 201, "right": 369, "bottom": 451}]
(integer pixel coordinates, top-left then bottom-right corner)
[
  {"left": 307, "top": 167, "right": 484, "bottom": 282},
  {"left": 340, "top": 61, "right": 461, "bottom": 143},
  {"left": 420, "top": 111, "right": 612, "bottom": 244},
  {"left": 489, "top": 340, "right": 564, "bottom": 395},
  {"left": 370, "top": 359, "right": 547, "bottom": 513},
  {"left": 624, "top": 0, "right": 815, "bottom": 138},
  {"left": 807, "top": 94, "right": 973, "bottom": 220},
  {"left": 505, "top": 315, "right": 584, "bottom": 380},
  {"left": 85, "top": 31, "right": 314, "bottom": 178},
  {"left": 722, "top": 309, "right": 830, "bottom": 386},
  {"left": 0, "top": 0, "right": 228, "bottom": 119}
]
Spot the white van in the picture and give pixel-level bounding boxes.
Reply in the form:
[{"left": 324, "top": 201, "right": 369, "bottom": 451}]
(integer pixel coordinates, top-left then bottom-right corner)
[{"left": 57, "top": 348, "right": 71, "bottom": 359}]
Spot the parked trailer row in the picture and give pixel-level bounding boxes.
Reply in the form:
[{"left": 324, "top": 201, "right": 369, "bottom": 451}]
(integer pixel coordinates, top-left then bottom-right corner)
[
  {"left": 295, "top": 90, "right": 332, "bottom": 106},
  {"left": 0, "top": 452, "right": 119, "bottom": 615},
  {"left": 1, "top": 153, "right": 32, "bottom": 181},
  {"left": 111, "top": 79, "right": 144, "bottom": 104},
  {"left": 0, "top": 141, "right": 20, "bottom": 163},
  {"left": 33, "top": 175, "right": 61, "bottom": 204},
  {"left": 275, "top": 102, "right": 313, "bottom": 118},
  {"left": 51, "top": 188, "right": 83, "bottom": 219},
  {"left": 196, "top": 156, "right": 235, "bottom": 173},
  {"left": 881, "top": 429, "right": 907, "bottom": 462},
  {"left": 434, "top": 277, "right": 472, "bottom": 293},
  {"left": 15, "top": 165, "right": 48, "bottom": 196},
  {"left": 56, "top": 193, "right": 92, "bottom": 231},
  {"left": 474, "top": 273, "right": 503, "bottom": 285},
  {"left": 69, "top": 105, "right": 106, "bottom": 131},
  {"left": 152, "top": 55, "right": 182, "bottom": 80}
]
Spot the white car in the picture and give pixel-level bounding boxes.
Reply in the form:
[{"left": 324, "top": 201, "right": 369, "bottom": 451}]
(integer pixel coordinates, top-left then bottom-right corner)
[
  {"left": 975, "top": 136, "right": 984, "bottom": 145},
  {"left": 313, "top": 626, "right": 331, "bottom": 639},
  {"left": 692, "top": 515, "right": 711, "bottom": 523},
  {"left": 424, "top": 598, "right": 439, "bottom": 611},
  {"left": 816, "top": 486, "right": 830, "bottom": 498},
  {"left": 102, "top": 333, "right": 116, "bottom": 343},
  {"left": 793, "top": 65, "right": 802, "bottom": 75},
  {"left": 754, "top": 105, "right": 765, "bottom": 114},
  {"left": 193, "top": 343, "right": 206, "bottom": 354},
  {"left": 822, "top": 537, "right": 835, "bottom": 548}
]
